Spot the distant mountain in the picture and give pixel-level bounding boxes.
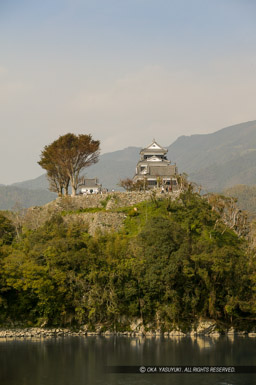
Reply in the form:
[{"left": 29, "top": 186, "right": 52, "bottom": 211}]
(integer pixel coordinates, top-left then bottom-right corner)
[
  {"left": 168, "top": 120, "right": 256, "bottom": 191},
  {"left": 12, "top": 146, "right": 140, "bottom": 192},
  {"left": 12, "top": 174, "right": 49, "bottom": 191},
  {"left": 4, "top": 120, "right": 256, "bottom": 209},
  {"left": 0, "top": 185, "right": 56, "bottom": 210}
]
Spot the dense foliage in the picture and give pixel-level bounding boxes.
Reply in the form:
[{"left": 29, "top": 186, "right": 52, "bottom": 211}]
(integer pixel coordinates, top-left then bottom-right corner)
[{"left": 0, "top": 192, "right": 255, "bottom": 331}]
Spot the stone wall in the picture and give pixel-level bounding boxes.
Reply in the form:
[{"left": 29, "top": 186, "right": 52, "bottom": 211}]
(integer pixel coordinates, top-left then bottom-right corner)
[
  {"left": 63, "top": 212, "right": 126, "bottom": 236},
  {"left": 23, "top": 190, "right": 181, "bottom": 233},
  {"left": 56, "top": 191, "right": 153, "bottom": 210}
]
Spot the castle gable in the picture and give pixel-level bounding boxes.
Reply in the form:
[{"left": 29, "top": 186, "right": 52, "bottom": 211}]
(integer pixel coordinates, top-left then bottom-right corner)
[
  {"left": 143, "top": 139, "right": 167, "bottom": 153},
  {"left": 147, "top": 140, "right": 164, "bottom": 150}
]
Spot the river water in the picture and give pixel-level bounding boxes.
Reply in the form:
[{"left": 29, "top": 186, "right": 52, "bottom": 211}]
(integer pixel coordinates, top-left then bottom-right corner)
[{"left": 0, "top": 335, "right": 255, "bottom": 385}]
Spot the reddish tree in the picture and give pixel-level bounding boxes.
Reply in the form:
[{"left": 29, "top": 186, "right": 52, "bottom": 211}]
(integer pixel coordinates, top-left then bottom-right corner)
[{"left": 39, "top": 133, "right": 100, "bottom": 196}]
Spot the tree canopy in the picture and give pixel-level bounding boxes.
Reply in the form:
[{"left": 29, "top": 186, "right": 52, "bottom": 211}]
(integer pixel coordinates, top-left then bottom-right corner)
[
  {"left": 38, "top": 133, "right": 100, "bottom": 196},
  {"left": 0, "top": 191, "right": 255, "bottom": 330}
]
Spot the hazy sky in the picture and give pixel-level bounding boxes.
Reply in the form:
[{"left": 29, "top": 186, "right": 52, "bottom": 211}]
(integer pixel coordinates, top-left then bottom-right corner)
[{"left": 1, "top": 0, "right": 256, "bottom": 184}]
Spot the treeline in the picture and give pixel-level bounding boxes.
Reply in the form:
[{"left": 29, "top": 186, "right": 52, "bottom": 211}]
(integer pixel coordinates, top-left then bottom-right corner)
[{"left": 0, "top": 191, "right": 255, "bottom": 330}]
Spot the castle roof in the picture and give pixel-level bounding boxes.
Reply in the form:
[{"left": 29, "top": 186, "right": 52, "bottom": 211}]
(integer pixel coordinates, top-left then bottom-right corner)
[
  {"left": 140, "top": 139, "right": 167, "bottom": 155},
  {"left": 80, "top": 178, "right": 100, "bottom": 188},
  {"left": 148, "top": 165, "right": 176, "bottom": 177}
]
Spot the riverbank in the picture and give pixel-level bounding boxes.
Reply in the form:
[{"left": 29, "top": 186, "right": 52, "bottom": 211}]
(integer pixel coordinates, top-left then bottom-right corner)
[{"left": 0, "top": 325, "right": 256, "bottom": 339}]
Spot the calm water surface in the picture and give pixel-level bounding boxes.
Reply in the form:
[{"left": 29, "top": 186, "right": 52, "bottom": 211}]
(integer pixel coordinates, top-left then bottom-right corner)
[{"left": 0, "top": 335, "right": 255, "bottom": 385}]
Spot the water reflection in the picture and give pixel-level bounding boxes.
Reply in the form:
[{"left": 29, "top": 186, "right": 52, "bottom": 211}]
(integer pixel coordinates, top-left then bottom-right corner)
[
  {"left": 227, "top": 334, "right": 235, "bottom": 343},
  {"left": 196, "top": 337, "right": 215, "bottom": 350},
  {"left": 0, "top": 335, "right": 255, "bottom": 385}
]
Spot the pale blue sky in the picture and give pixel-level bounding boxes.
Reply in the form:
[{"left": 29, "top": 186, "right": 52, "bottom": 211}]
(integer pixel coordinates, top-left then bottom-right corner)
[{"left": 1, "top": 0, "right": 256, "bottom": 183}]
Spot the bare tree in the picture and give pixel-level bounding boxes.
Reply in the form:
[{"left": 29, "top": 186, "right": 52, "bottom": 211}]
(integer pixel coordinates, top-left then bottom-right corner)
[
  {"left": 205, "top": 193, "right": 249, "bottom": 237},
  {"left": 119, "top": 178, "right": 148, "bottom": 191},
  {"left": 176, "top": 173, "right": 190, "bottom": 191},
  {"left": 7, "top": 202, "right": 27, "bottom": 238}
]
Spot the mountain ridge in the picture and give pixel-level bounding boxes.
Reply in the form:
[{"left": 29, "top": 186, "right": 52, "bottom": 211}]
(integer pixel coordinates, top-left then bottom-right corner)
[{"left": 1, "top": 120, "right": 256, "bottom": 209}]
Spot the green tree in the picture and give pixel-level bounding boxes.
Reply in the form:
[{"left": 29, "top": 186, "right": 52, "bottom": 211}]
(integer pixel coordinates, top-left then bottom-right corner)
[
  {"left": 0, "top": 190, "right": 255, "bottom": 330},
  {"left": 0, "top": 214, "right": 15, "bottom": 245}
]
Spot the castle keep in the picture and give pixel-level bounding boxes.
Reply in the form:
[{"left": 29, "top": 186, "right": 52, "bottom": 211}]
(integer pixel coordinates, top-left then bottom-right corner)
[{"left": 133, "top": 140, "right": 178, "bottom": 188}]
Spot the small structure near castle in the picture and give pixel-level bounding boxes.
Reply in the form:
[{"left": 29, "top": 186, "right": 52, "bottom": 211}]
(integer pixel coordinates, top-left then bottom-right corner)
[
  {"left": 133, "top": 140, "right": 178, "bottom": 188},
  {"left": 80, "top": 178, "right": 102, "bottom": 194}
]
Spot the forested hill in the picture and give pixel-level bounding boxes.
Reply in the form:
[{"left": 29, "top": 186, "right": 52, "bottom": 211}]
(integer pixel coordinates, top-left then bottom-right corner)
[
  {"left": 0, "top": 191, "right": 255, "bottom": 330},
  {"left": 170, "top": 120, "right": 256, "bottom": 192},
  {"left": 2, "top": 120, "right": 256, "bottom": 209},
  {"left": 0, "top": 185, "right": 56, "bottom": 210}
]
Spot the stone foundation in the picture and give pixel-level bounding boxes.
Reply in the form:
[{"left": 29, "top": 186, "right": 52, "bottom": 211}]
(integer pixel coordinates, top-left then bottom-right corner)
[
  {"left": 63, "top": 212, "right": 126, "bottom": 236},
  {"left": 23, "top": 190, "right": 181, "bottom": 232}
]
